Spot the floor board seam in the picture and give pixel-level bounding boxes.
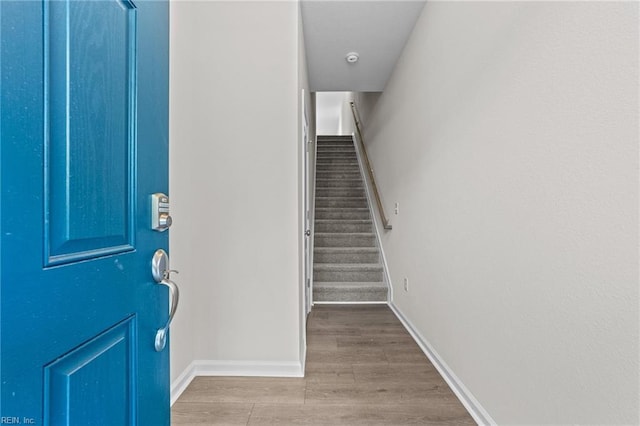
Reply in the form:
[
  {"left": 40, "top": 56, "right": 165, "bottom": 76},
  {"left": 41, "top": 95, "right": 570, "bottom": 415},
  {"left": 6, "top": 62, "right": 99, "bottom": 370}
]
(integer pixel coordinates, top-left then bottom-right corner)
[{"left": 246, "top": 402, "right": 255, "bottom": 426}]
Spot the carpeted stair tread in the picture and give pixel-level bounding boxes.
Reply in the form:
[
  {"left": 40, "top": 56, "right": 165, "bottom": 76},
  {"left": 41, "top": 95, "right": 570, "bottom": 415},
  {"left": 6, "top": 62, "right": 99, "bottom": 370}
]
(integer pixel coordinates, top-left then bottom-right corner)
[
  {"left": 315, "top": 208, "right": 370, "bottom": 220},
  {"left": 315, "top": 197, "right": 368, "bottom": 208},
  {"left": 316, "top": 167, "right": 360, "bottom": 173},
  {"left": 313, "top": 263, "right": 383, "bottom": 271},
  {"left": 314, "top": 247, "right": 379, "bottom": 263},
  {"left": 316, "top": 178, "right": 362, "bottom": 183},
  {"left": 316, "top": 162, "right": 358, "bottom": 166},
  {"left": 313, "top": 282, "right": 387, "bottom": 302},
  {"left": 314, "top": 246, "right": 378, "bottom": 253},
  {"left": 314, "top": 233, "right": 377, "bottom": 248},
  {"left": 316, "top": 171, "right": 361, "bottom": 176},
  {"left": 314, "top": 281, "right": 386, "bottom": 287},
  {"left": 314, "top": 263, "right": 383, "bottom": 283},
  {"left": 317, "top": 146, "right": 356, "bottom": 150},
  {"left": 315, "top": 219, "right": 373, "bottom": 232},
  {"left": 316, "top": 182, "right": 364, "bottom": 189},
  {"left": 316, "top": 188, "right": 366, "bottom": 196}
]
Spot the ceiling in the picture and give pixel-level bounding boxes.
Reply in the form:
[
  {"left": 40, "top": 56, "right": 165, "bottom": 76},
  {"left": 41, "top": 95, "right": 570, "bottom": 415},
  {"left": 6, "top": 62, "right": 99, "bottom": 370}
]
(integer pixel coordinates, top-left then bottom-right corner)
[{"left": 301, "top": 0, "right": 426, "bottom": 92}]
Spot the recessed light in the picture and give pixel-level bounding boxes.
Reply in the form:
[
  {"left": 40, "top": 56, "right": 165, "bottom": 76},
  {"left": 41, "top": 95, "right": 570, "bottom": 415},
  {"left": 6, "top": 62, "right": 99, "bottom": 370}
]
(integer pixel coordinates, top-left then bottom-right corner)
[{"left": 345, "top": 52, "right": 359, "bottom": 64}]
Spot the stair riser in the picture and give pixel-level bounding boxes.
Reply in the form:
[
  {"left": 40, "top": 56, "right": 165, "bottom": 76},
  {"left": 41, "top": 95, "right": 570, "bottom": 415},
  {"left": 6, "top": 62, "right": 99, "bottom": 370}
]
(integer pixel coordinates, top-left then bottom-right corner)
[
  {"left": 313, "top": 287, "right": 387, "bottom": 302},
  {"left": 318, "top": 138, "right": 353, "bottom": 147},
  {"left": 316, "top": 170, "right": 360, "bottom": 176},
  {"left": 317, "top": 151, "right": 357, "bottom": 155},
  {"left": 315, "top": 222, "right": 373, "bottom": 233},
  {"left": 316, "top": 162, "right": 358, "bottom": 167},
  {"left": 316, "top": 160, "right": 356, "bottom": 165},
  {"left": 314, "top": 269, "right": 383, "bottom": 282},
  {"left": 316, "top": 180, "right": 363, "bottom": 189},
  {"left": 315, "top": 165, "right": 360, "bottom": 172},
  {"left": 316, "top": 161, "right": 360, "bottom": 167},
  {"left": 316, "top": 172, "right": 362, "bottom": 180},
  {"left": 315, "top": 199, "right": 368, "bottom": 208},
  {"left": 316, "top": 154, "right": 357, "bottom": 159},
  {"left": 317, "top": 145, "right": 354, "bottom": 149},
  {"left": 316, "top": 151, "right": 357, "bottom": 155},
  {"left": 317, "top": 163, "right": 356, "bottom": 168},
  {"left": 317, "top": 146, "right": 354, "bottom": 150},
  {"left": 316, "top": 154, "right": 357, "bottom": 158},
  {"left": 314, "top": 234, "right": 376, "bottom": 247},
  {"left": 315, "top": 189, "right": 366, "bottom": 197},
  {"left": 316, "top": 163, "right": 360, "bottom": 168},
  {"left": 314, "top": 251, "right": 379, "bottom": 264},
  {"left": 315, "top": 210, "right": 370, "bottom": 220}
]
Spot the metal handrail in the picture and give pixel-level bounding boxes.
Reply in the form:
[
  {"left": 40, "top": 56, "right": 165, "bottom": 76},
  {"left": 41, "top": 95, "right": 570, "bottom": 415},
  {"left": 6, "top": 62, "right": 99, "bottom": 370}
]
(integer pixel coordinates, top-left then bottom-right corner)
[{"left": 349, "top": 101, "right": 392, "bottom": 230}]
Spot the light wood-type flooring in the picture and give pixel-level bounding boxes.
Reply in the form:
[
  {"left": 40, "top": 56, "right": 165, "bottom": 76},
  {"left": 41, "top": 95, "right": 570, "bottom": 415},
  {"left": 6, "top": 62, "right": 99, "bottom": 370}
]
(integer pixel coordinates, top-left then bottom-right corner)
[{"left": 172, "top": 305, "right": 476, "bottom": 425}]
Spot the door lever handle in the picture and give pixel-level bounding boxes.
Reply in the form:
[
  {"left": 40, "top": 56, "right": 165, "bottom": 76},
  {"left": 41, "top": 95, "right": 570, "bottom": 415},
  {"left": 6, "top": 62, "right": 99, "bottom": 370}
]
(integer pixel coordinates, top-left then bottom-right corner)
[
  {"left": 155, "top": 274, "right": 179, "bottom": 351},
  {"left": 151, "top": 249, "right": 180, "bottom": 352}
]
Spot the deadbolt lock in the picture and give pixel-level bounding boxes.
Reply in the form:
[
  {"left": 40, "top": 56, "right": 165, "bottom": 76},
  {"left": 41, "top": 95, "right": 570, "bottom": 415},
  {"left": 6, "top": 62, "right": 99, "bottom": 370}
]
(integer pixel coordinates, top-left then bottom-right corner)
[{"left": 151, "top": 193, "right": 172, "bottom": 232}]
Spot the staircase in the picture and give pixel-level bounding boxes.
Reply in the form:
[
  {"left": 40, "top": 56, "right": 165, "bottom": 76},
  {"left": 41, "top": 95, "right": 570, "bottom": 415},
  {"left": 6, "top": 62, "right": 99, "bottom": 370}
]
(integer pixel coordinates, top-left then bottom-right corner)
[{"left": 312, "top": 135, "right": 387, "bottom": 302}]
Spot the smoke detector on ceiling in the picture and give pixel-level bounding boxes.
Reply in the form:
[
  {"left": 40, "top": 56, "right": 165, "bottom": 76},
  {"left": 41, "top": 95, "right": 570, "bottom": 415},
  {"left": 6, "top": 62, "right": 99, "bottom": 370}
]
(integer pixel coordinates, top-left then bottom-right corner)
[{"left": 345, "top": 52, "right": 359, "bottom": 64}]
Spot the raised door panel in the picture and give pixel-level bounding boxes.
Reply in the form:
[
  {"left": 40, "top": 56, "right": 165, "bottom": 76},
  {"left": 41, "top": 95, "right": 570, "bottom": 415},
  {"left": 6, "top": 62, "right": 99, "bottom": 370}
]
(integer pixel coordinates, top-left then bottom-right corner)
[
  {"left": 44, "top": 318, "right": 136, "bottom": 425},
  {"left": 45, "top": 0, "right": 137, "bottom": 266}
]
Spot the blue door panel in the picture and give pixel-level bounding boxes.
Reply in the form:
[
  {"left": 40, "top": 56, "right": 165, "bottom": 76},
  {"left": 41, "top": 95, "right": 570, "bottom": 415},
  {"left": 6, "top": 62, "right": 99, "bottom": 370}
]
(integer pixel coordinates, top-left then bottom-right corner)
[
  {"left": 45, "top": 0, "right": 137, "bottom": 265},
  {"left": 1, "top": 0, "right": 170, "bottom": 424},
  {"left": 44, "top": 317, "right": 136, "bottom": 426}
]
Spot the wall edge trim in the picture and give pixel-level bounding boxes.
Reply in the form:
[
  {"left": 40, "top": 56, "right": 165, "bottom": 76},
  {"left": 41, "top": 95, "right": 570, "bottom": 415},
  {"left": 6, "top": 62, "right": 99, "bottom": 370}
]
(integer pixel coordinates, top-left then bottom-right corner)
[{"left": 389, "top": 302, "right": 497, "bottom": 426}]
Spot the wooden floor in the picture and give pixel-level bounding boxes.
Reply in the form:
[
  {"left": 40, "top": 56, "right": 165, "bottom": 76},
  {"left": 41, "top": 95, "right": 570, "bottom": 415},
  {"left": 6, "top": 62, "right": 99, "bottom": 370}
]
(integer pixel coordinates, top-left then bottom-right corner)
[{"left": 172, "top": 305, "right": 476, "bottom": 425}]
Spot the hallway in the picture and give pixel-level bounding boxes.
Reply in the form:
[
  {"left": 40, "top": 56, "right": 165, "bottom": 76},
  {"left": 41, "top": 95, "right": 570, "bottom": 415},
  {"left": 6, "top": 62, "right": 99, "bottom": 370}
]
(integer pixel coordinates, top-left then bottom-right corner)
[{"left": 172, "top": 305, "right": 474, "bottom": 425}]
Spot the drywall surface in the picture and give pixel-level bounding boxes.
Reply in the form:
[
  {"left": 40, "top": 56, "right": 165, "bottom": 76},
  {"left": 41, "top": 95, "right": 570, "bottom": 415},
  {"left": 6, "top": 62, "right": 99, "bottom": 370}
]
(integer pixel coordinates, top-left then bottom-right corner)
[
  {"left": 352, "top": 92, "right": 381, "bottom": 128},
  {"left": 316, "top": 91, "right": 348, "bottom": 135},
  {"left": 347, "top": 92, "right": 383, "bottom": 137},
  {"left": 169, "top": 0, "right": 302, "bottom": 381},
  {"left": 362, "top": 2, "right": 639, "bottom": 424},
  {"left": 339, "top": 92, "right": 355, "bottom": 136}
]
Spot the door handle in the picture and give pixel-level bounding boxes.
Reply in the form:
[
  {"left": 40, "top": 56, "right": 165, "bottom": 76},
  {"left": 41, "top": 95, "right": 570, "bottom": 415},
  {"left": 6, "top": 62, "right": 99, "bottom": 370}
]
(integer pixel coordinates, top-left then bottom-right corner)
[{"left": 151, "top": 249, "right": 180, "bottom": 352}]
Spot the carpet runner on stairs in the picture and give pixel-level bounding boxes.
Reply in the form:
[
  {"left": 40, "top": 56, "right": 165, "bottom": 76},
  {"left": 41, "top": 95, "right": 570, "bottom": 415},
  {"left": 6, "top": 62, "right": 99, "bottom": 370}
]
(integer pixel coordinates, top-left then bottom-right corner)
[{"left": 312, "top": 135, "right": 387, "bottom": 302}]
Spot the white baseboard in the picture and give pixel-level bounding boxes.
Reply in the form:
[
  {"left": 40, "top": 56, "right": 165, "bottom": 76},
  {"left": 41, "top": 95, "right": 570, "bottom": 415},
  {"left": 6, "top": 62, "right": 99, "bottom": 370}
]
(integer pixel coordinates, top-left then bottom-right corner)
[
  {"left": 171, "top": 360, "right": 304, "bottom": 406},
  {"left": 389, "top": 302, "right": 497, "bottom": 426},
  {"left": 170, "top": 361, "right": 198, "bottom": 406}
]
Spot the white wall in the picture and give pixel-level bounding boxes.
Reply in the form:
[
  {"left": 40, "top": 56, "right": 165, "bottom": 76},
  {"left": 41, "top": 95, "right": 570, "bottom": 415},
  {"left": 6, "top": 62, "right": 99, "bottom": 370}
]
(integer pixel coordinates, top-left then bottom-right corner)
[
  {"left": 352, "top": 92, "right": 381, "bottom": 127},
  {"left": 361, "top": 2, "right": 639, "bottom": 424},
  {"left": 316, "top": 91, "right": 346, "bottom": 135},
  {"left": 170, "top": 0, "right": 305, "bottom": 387},
  {"left": 339, "top": 92, "right": 355, "bottom": 136},
  {"left": 344, "top": 92, "right": 382, "bottom": 137}
]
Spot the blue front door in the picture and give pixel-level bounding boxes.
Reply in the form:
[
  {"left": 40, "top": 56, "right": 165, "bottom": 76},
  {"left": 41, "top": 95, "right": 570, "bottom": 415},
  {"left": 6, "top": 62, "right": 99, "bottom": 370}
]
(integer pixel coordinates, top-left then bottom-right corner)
[{"left": 1, "top": 0, "right": 170, "bottom": 424}]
